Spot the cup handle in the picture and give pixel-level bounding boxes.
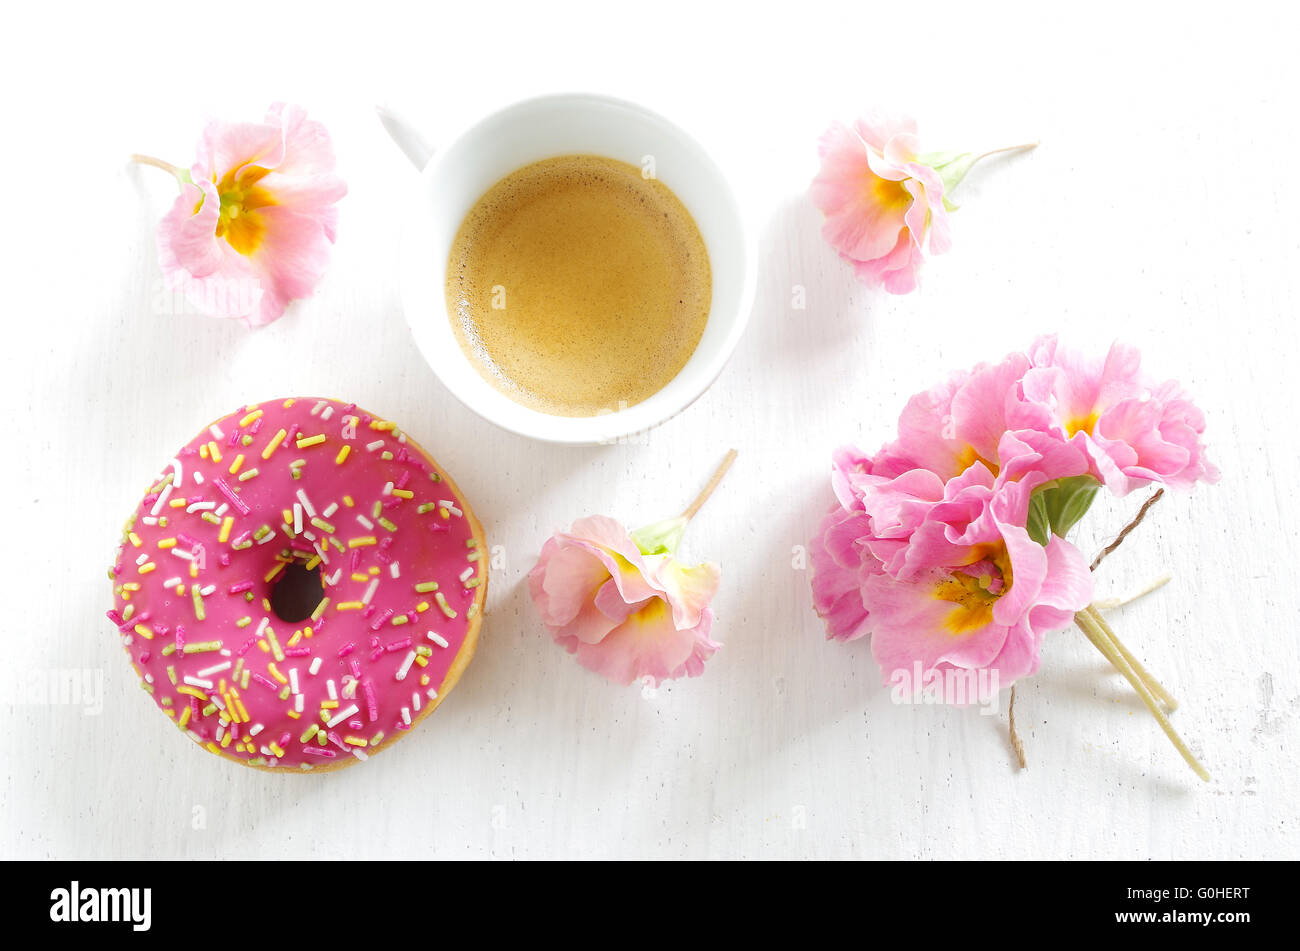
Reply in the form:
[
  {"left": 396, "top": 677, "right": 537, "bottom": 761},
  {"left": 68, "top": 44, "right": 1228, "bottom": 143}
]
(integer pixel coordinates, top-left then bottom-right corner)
[{"left": 376, "top": 104, "right": 435, "bottom": 171}]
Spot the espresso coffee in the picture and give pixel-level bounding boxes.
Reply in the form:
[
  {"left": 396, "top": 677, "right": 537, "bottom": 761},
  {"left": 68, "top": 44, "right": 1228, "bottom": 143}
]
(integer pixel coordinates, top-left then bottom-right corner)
[{"left": 445, "top": 155, "right": 712, "bottom": 417}]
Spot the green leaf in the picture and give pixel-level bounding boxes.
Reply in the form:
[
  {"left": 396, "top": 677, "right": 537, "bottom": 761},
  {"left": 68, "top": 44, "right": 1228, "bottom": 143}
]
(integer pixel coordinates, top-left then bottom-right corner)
[
  {"left": 917, "top": 149, "right": 965, "bottom": 169},
  {"left": 1025, "top": 475, "right": 1100, "bottom": 545},
  {"left": 629, "top": 516, "right": 687, "bottom": 556},
  {"left": 918, "top": 150, "right": 981, "bottom": 196},
  {"left": 1045, "top": 475, "right": 1100, "bottom": 538},
  {"left": 1026, "top": 491, "right": 1051, "bottom": 546}
]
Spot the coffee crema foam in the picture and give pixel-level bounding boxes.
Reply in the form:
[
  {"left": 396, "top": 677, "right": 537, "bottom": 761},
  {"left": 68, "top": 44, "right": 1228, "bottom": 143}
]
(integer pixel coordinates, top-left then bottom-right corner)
[{"left": 445, "top": 154, "right": 712, "bottom": 417}]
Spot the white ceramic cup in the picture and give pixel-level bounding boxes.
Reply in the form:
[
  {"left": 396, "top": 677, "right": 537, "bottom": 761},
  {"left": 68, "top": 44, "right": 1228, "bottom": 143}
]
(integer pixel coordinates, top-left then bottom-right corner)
[{"left": 397, "top": 93, "right": 756, "bottom": 445}]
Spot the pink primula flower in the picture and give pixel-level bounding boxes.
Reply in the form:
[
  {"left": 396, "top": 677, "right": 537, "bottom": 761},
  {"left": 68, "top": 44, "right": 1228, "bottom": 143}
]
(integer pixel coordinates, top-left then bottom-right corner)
[
  {"left": 810, "top": 503, "right": 879, "bottom": 643},
  {"left": 811, "top": 114, "right": 1038, "bottom": 295},
  {"left": 1022, "top": 335, "right": 1221, "bottom": 494},
  {"left": 809, "top": 337, "right": 1217, "bottom": 696},
  {"left": 811, "top": 116, "right": 951, "bottom": 295},
  {"left": 529, "top": 516, "right": 721, "bottom": 687},
  {"left": 151, "top": 103, "right": 347, "bottom": 327},
  {"left": 866, "top": 466, "right": 1092, "bottom": 685}
]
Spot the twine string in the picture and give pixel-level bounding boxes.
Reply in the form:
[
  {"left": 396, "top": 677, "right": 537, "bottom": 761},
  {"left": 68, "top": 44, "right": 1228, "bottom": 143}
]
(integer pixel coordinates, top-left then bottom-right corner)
[
  {"left": 1008, "top": 685, "right": 1027, "bottom": 770},
  {"left": 1091, "top": 489, "right": 1164, "bottom": 571}
]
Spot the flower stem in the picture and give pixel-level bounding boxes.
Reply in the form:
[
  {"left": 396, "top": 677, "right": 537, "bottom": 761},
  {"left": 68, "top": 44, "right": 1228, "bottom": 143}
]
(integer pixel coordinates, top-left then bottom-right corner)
[
  {"left": 681, "top": 449, "right": 738, "bottom": 521},
  {"left": 130, "top": 153, "right": 192, "bottom": 189},
  {"left": 1090, "top": 574, "right": 1172, "bottom": 612},
  {"left": 1074, "top": 609, "right": 1208, "bottom": 781},
  {"left": 1085, "top": 604, "right": 1178, "bottom": 712},
  {"left": 933, "top": 142, "right": 1038, "bottom": 197},
  {"left": 130, "top": 153, "right": 181, "bottom": 175},
  {"left": 972, "top": 142, "right": 1039, "bottom": 163}
]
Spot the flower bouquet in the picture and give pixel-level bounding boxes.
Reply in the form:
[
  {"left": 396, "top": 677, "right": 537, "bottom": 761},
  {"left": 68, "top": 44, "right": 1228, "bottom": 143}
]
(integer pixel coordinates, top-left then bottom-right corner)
[{"left": 809, "top": 336, "right": 1218, "bottom": 778}]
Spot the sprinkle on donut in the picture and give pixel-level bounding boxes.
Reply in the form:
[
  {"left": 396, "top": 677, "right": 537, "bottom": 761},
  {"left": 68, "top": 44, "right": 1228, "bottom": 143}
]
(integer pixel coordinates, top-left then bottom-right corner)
[{"left": 107, "top": 398, "right": 488, "bottom": 771}]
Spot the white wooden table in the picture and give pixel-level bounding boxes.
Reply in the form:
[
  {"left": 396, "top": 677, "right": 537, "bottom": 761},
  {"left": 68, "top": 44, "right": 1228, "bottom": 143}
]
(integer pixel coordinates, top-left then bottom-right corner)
[{"left": 3, "top": 0, "right": 1295, "bottom": 859}]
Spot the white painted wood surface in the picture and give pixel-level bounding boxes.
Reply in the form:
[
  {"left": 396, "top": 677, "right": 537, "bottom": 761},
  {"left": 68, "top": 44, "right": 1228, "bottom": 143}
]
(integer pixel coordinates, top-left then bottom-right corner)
[{"left": 2, "top": 0, "right": 1296, "bottom": 859}]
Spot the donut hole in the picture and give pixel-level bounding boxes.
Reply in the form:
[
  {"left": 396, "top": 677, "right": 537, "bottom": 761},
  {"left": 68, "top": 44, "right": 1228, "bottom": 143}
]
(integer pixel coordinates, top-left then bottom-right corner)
[{"left": 270, "top": 561, "right": 324, "bottom": 624}]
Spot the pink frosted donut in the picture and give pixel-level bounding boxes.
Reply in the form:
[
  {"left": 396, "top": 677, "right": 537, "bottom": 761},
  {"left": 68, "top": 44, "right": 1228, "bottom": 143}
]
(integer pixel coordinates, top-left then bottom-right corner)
[{"left": 107, "top": 397, "right": 488, "bottom": 771}]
